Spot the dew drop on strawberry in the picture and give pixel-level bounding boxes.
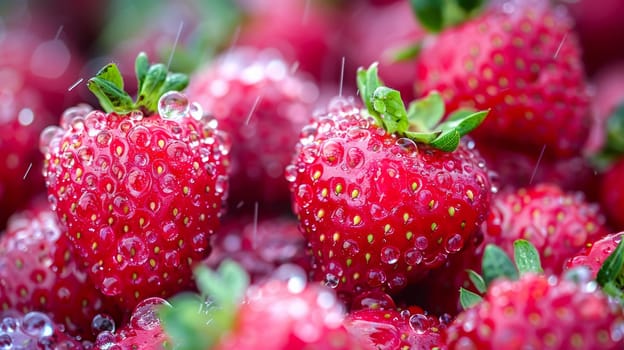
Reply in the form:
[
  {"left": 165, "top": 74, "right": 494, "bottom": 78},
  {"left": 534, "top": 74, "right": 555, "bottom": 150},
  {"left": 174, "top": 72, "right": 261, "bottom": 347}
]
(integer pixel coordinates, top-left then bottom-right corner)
[
  {"left": 158, "top": 91, "right": 189, "bottom": 121},
  {"left": 130, "top": 297, "right": 170, "bottom": 331},
  {"left": 91, "top": 314, "right": 115, "bottom": 336},
  {"left": 38, "top": 125, "right": 64, "bottom": 155}
]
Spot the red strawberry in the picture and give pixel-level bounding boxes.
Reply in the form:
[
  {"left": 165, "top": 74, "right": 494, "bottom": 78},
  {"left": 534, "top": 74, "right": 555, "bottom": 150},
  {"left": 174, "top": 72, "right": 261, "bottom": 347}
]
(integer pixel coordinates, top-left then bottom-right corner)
[
  {"left": 159, "top": 261, "right": 366, "bottom": 350},
  {"left": 482, "top": 183, "right": 609, "bottom": 274},
  {"left": 0, "top": 310, "right": 88, "bottom": 349},
  {"left": 565, "top": 232, "right": 624, "bottom": 278},
  {"left": 585, "top": 62, "right": 624, "bottom": 153},
  {"left": 40, "top": 53, "right": 231, "bottom": 310},
  {"left": 414, "top": 0, "right": 591, "bottom": 158},
  {"left": 186, "top": 47, "right": 317, "bottom": 210},
  {"left": 287, "top": 65, "right": 492, "bottom": 301},
  {"left": 345, "top": 308, "right": 448, "bottom": 350},
  {"left": 94, "top": 297, "right": 170, "bottom": 350},
  {"left": 0, "top": 199, "right": 121, "bottom": 339},
  {"left": 202, "top": 214, "right": 311, "bottom": 283},
  {"left": 445, "top": 273, "right": 624, "bottom": 349}
]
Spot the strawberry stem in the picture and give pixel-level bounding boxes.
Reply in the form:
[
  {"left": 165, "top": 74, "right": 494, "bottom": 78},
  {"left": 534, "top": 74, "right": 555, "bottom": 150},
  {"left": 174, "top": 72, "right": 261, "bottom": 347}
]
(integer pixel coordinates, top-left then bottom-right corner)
[
  {"left": 356, "top": 62, "right": 488, "bottom": 152},
  {"left": 87, "top": 52, "right": 189, "bottom": 115}
]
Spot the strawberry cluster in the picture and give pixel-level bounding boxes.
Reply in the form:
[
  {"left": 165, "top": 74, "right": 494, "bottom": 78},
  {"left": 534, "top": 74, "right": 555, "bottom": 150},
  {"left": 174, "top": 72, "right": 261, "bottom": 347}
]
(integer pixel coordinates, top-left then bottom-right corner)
[{"left": 1, "top": 0, "right": 624, "bottom": 349}]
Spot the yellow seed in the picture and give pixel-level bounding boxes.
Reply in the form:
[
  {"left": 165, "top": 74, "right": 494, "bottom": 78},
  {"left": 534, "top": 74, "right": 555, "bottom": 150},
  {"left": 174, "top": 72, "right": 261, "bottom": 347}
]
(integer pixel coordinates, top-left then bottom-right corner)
[
  {"left": 351, "top": 189, "right": 359, "bottom": 199},
  {"left": 353, "top": 215, "right": 361, "bottom": 225}
]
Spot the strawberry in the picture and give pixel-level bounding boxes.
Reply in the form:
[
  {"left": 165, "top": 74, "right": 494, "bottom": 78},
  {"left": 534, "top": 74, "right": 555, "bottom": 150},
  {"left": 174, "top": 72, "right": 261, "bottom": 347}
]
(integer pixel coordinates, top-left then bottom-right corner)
[
  {"left": 445, "top": 240, "right": 624, "bottom": 349},
  {"left": 40, "top": 53, "right": 231, "bottom": 310},
  {"left": 445, "top": 273, "right": 624, "bottom": 349},
  {"left": 0, "top": 198, "right": 121, "bottom": 339},
  {"left": 344, "top": 308, "right": 448, "bottom": 350},
  {"left": 0, "top": 310, "right": 88, "bottom": 349},
  {"left": 186, "top": 47, "right": 317, "bottom": 210},
  {"left": 482, "top": 183, "right": 609, "bottom": 274},
  {"left": 585, "top": 62, "right": 624, "bottom": 153},
  {"left": 94, "top": 297, "right": 170, "bottom": 350},
  {"left": 565, "top": 232, "right": 624, "bottom": 278},
  {"left": 202, "top": 214, "right": 311, "bottom": 283},
  {"left": 414, "top": 0, "right": 591, "bottom": 158},
  {"left": 287, "top": 64, "right": 492, "bottom": 301},
  {"left": 159, "top": 261, "right": 366, "bottom": 350}
]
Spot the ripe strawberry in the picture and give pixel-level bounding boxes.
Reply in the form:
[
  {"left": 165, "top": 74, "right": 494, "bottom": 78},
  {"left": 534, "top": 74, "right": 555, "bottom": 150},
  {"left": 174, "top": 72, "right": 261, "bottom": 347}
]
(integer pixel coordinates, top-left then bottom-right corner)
[
  {"left": 0, "top": 199, "right": 121, "bottom": 339},
  {"left": 445, "top": 273, "right": 624, "bottom": 349},
  {"left": 344, "top": 308, "right": 448, "bottom": 350},
  {"left": 414, "top": 0, "right": 591, "bottom": 158},
  {"left": 482, "top": 183, "right": 609, "bottom": 274},
  {"left": 287, "top": 64, "right": 492, "bottom": 301},
  {"left": 565, "top": 232, "right": 624, "bottom": 278},
  {"left": 159, "top": 261, "right": 366, "bottom": 349},
  {"left": 0, "top": 310, "right": 88, "bottom": 349},
  {"left": 202, "top": 214, "right": 311, "bottom": 283},
  {"left": 94, "top": 297, "right": 170, "bottom": 350},
  {"left": 585, "top": 62, "right": 624, "bottom": 153},
  {"left": 186, "top": 47, "right": 317, "bottom": 210},
  {"left": 40, "top": 53, "right": 231, "bottom": 310}
]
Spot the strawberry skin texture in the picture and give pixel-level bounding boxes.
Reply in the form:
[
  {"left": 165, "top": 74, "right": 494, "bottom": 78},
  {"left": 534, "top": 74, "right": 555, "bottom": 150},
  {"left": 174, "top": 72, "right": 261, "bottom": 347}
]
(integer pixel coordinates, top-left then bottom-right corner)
[
  {"left": 415, "top": 0, "right": 590, "bottom": 158},
  {"left": 42, "top": 106, "right": 230, "bottom": 310},
  {"left": 483, "top": 183, "right": 609, "bottom": 274},
  {"left": 287, "top": 97, "right": 491, "bottom": 300},
  {"left": 445, "top": 274, "right": 624, "bottom": 349},
  {"left": 216, "top": 280, "right": 365, "bottom": 350},
  {"left": 565, "top": 232, "right": 624, "bottom": 278},
  {"left": 0, "top": 200, "right": 121, "bottom": 339},
  {"left": 186, "top": 48, "right": 316, "bottom": 209},
  {"left": 345, "top": 308, "right": 447, "bottom": 350}
]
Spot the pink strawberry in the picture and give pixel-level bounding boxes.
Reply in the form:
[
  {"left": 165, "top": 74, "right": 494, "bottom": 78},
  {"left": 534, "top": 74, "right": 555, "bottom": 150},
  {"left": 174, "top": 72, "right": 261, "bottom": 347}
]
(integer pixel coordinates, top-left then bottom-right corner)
[
  {"left": 445, "top": 273, "right": 624, "bottom": 349},
  {"left": 565, "top": 232, "right": 624, "bottom": 278},
  {"left": 202, "top": 214, "right": 311, "bottom": 283},
  {"left": 0, "top": 198, "right": 121, "bottom": 339},
  {"left": 186, "top": 47, "right": 317, "bottom": 210},
  {"left": 40, "top": 53, "right": 231, "bottom": 310},
  {"left": 0, "top": 310, "right": 88, "bottom": 349},
  {"left": 414, "top": 0, "right": 591, "bottom": 158},
  {"left": 345, "top": 308, "right": 448, "bottom": 350},
  {"left": 482, "top": 183, "right": 609, "bottom": 274},
  {"left": 287, "top": 64, "right": 492, "bottom": 301},
  {"left": 159, "top": 261, "right": 366, "bottom": 350}
]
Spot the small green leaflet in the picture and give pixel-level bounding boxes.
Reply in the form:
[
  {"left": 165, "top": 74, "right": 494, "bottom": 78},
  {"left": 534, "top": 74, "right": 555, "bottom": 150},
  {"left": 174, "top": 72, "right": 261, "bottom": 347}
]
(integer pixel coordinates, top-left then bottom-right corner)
[{"left": 482, "top": 244, "right": 518, "bottom": 285}]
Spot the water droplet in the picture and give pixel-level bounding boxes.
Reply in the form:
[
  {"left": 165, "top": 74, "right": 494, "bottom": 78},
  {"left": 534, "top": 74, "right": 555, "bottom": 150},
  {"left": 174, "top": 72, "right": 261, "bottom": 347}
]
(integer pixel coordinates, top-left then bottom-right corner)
[
  {"left": 96, "top": 131, "right": 112, "bottom": 147},
  {"left": 94, "top": 331, "right": 115, "bottom": 348},
  {"left": 320, "top": 140, "right": 344, "bottom": 166},
  {"left": 285, "top": 164, "right": 298, "bottom": 182},
  {"left": 189, "top": 102, "right": 203, "bottom": 121},
  {"left": 415, "top": 236, "right": 429, "bottom": 250},
  {"left": 324, "top": 273, "right": 339, "bottom": 288},
  {"left": 346, "top": 147, "right": 364, "bottom": 168},
  {"left": 60, "top": 104, "right": 92, "bottom": 130},
  {"left": 301, "top": 144, "right": 319, "bottom": 164},
  {"left": 0, "top": 334, "right": 12, "bottom": 348},
  {"left": 39, "top": 126, "right": 64, "bottom": 155},
  {"left": 91, "top": 314, "right": 115, "bottom": 336},
  {"left": 380, "top": 246, "right": 400, "bottom": 265},
  {"left": 366, "top": 269, "right": 387, "bottom": 287},
  {"left": 101, "top": 276, "right": 121, "bottom": 296},
  {"left": 409, "top": 313, "right": 432, "bottom": 333},
  {"left": 118, "top": 236, "right": 148, "bottom": 265},
  {"left": 128, "top": 111, "right": 143, "bottom": 121},
  {"left": 127, "top": 126, "right": 151, "bottom": 148},
  {"left": 21, "top": 312, "right": 53, "bottom": 338},
  {"left": 130, "top": 297, "right": 171, "bottom": 331},
  {"left": 0, "top": 316, "right": 18, "bottom": 333},
  {"left": 404, "top": 248, "right": 423, "bottom": 266},
  {"left": 47, "top": 194, "right": 58, "bottom": 211},
  {"left": 158, "top": 91, "right": 189, "bottom": 120},
  {"left": 445, "top": 234, "right": 464, "bottom": 253},
  {"left": 396, "top": 138, "right": 418, "bottom": 154},
  {"left": 342, "top": 239, "right": 360, "bottom": 257},
  {"left": 271, "top": 264, "right": 308, "bottom": 294},
  {"left": 215, "top": 175, "right": 228, "bottom": 194},
  {"left": 299, "top": 125, "right": 318, "bottom": 146}
]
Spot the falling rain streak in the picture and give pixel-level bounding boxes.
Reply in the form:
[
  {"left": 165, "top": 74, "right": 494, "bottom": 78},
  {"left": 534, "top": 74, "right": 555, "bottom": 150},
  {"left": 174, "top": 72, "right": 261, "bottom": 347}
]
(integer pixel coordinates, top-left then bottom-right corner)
[
  {"left": 529, "top": 144, "right": 547, "bottom": 185},
  {"left": 167, "top": 21, "right": 185, "bottom": 69}
]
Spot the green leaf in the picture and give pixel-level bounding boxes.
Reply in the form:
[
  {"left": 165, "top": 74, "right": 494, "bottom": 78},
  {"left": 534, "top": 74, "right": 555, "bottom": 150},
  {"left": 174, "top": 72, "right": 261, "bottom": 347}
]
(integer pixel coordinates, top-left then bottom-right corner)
[
  {"left": 459, "top": 287, "right": 483, "bottom": 309},
  {"left": 466, "top": 269, "right": 487, "bottom": 294},
  {"left": 87, "top": 77, "right": 135, "bottom": 114},
  {"left": 403, "top": 130, "right": 439, "bottom": 144},
  {"left": 410, "top": 0, "right": 444, "bottom": 32},
  {"left": 430, "top": 129, "right": 460, "bottom": 151},
  {"left": 482, "top": 244, "right": 518, "bottom": 286},
  {"left": 513, "top": 239, "right": 543, "bottom": 275},
  {"left": 216, "top": 260, "right": 250, "bottom": 307},
  {"left": 160, "top": 294, "right": 214, "bottom": 350},
  {"left": 406, "top": 91, "right": 445, "bottom": 132},
  {"left": 162, "top": 73, "right": 190, "bottom": 94},
  {"left": 371, "top": 86, "right": 409, "bottom": 134},
  {"left": 94, "top": 63, "right": 124, "bottom": 90},
  {"left": 597, "top": 239, "right": 624, "bottom": 300},
  {"left": 604, "top": 102, "right": 624, "bottom": 155},
  {"left": 389, "top": 42, "right": 422, "bottom": 63},
  {"left": 456, "top": 0, "right": 485, "bottom": 13},
  {"left": 136, "top": 63, "right": 168, "bottom": 112},
  {"left": 135, "top": 52, "right": 149, "bottom": 94},
  {"left": 437, "top": 110, "right": 489, "bottom": 137}
]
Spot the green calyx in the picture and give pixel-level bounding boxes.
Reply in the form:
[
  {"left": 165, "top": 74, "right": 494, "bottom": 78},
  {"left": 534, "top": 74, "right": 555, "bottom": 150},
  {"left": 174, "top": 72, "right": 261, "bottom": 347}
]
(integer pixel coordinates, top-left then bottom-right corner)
[
  {"left": 87, "top": 52, "right": 188, "bottom": 115},
  {"left": 410, "top": 0, "right": 486, "bottom": 33},
  {"left": 592, "top": 102, "right": 624, "bottom": 170},
  {"left": 159, "top": 260, "right": 250, "bottom": 350},
  {"left": 459, "top": 239, "right": 543, "bottom": 309},
  {"left": 357, "top": 63, "right": 488, "bottom": 152},
  {"left": 597, "top": 239, "right": 624, "bottom": 303}
]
